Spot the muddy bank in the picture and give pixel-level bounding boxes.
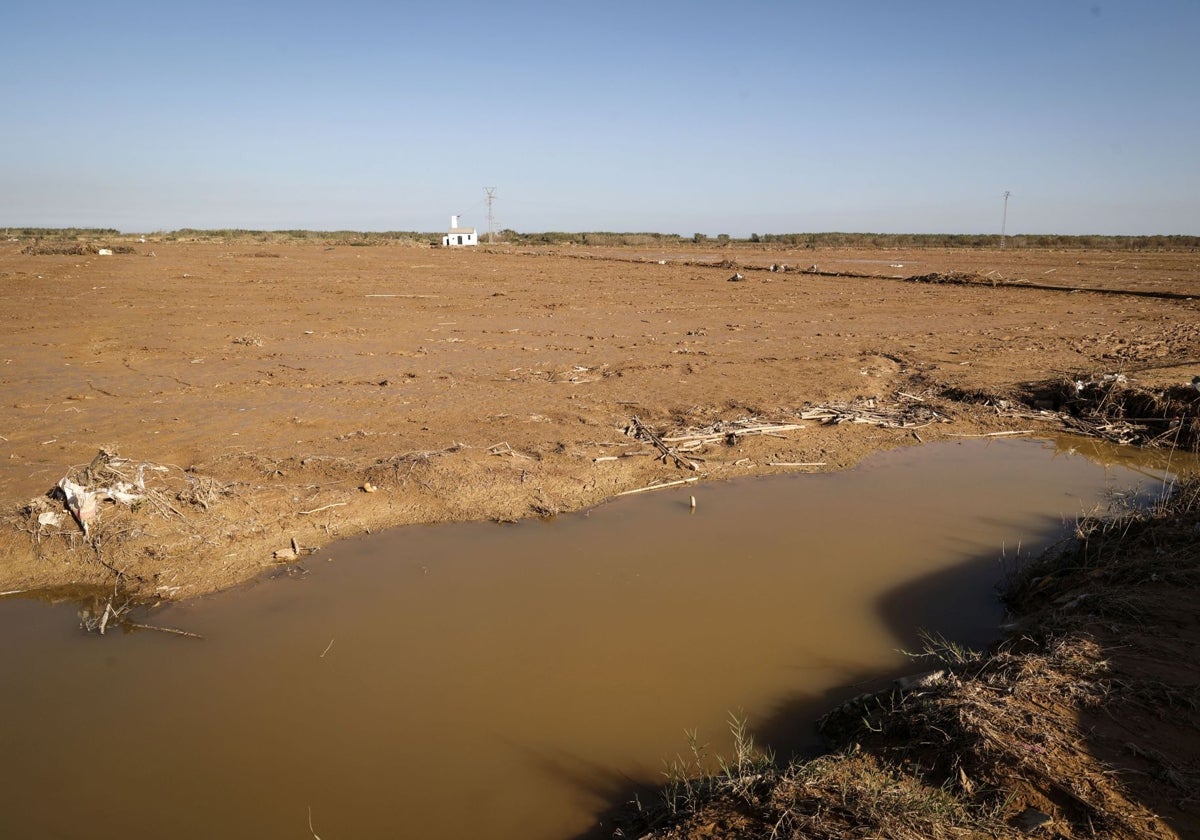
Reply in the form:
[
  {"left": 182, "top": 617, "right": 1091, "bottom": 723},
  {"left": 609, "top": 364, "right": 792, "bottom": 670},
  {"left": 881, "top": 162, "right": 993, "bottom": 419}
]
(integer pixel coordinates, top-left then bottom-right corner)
[
  {"left": 614, "top": 475, "right": 1200, "bottom": 839},
  {"left": 1, "top": 240, "right": 1199, "bottom": 601}
]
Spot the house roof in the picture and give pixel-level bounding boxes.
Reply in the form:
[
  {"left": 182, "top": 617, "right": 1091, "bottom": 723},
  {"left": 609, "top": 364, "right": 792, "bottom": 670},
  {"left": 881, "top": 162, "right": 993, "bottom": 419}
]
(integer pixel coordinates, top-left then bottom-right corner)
[{"left": 448, "top": 227, "right": 476, "bottom": 234}]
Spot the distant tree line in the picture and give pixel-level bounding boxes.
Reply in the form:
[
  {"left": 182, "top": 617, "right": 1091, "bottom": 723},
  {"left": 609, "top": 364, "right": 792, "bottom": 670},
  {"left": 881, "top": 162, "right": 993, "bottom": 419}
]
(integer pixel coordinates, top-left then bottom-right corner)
[
  {"left": 163, "top": 229, "right": 437, "bottom": 244},
  {"left": 497, "top": 230, "right": 1199, "bottom": 250},
  {"left": 7, "top": 228, "right": 1197, "bottom": 251},
  {"left": 5, "top": 227, "right": 120, "bottom": 238},
  {"left": 745, "top": 232, "right": 1200, "bottom": 250}
]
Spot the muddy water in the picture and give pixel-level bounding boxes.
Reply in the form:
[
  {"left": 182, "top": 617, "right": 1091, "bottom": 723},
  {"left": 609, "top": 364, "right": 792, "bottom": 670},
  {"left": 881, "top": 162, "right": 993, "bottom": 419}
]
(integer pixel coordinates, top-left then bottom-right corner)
[{"left": 0, "top": 439, "right": 1166, "bottom": 839}]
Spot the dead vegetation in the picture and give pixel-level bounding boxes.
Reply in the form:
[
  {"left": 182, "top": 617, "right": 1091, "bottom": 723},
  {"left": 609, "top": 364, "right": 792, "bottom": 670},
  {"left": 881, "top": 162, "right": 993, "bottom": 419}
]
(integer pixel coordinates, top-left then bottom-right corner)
[
  {"left": 620, "top": 475, "right": 1200, "bottom": 839},
  {"left": 946, "top": 375, "right": 1200, "bottom": 451},
  {"left": 20, "top": 242, "right": 138, "bottom": 256},
  {"left": 14, "top": 447, "right": 242, "bottom": 604}
]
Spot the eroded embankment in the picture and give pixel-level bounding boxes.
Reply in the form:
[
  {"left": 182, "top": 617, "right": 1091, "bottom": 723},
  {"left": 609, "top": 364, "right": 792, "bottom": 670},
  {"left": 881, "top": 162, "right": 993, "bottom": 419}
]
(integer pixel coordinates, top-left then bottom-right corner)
[
  {"left": 6, "top": 375, "right": 1197, "bottom": 622},
  {"left": 617, "top": 476, "right": 1200, "bottom": 839}
]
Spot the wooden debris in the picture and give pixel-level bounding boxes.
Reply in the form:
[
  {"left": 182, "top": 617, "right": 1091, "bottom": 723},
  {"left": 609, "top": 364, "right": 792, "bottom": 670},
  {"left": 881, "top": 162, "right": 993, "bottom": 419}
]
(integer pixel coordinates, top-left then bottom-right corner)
[
  {"left": 298, "top": 502, "right": 347, "bottom": 516},
  {"left": 615, "top": 477, "right": 701, "bottom": 497},
  {"left": 629, "top": 416, "right": 699, "bottom": 471},
  {"left": 768, "top": 462, "right": 827, "bottom": 468},
  {"left": 488, "top": 441, "right": 534, "bottom": 460},
  {"left": 128, "top": 622, "right": 204, "bottom": 639},
  {"left": 962, "top": 375, "right": 1199, "bottom": 450},
  {"left": 796, "top": 398, "right": 947, "bottom": 428},
  {"left": 948, "top": 430, "right": 1036, "bottom": 438}
]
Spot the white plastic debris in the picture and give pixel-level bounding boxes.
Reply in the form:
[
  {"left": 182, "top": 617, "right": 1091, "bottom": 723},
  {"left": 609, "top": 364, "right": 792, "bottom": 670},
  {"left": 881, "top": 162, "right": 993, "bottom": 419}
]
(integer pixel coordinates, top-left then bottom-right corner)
[
  {"left": 37, "top": 511, "right": 65, "bottom": 529},
  {"left": 97, "top": 248, "right": 113, "bottom": 256},
  {"left": 57, "top": 478, "right": 99, "bottom": 535},
  {"left": 105, "top": 482, "right": 143, "bottom": 506}
]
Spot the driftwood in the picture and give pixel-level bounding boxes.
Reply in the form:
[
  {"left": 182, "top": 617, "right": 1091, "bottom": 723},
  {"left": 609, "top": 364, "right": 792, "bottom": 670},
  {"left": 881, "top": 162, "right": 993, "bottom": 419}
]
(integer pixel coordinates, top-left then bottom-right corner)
[
  {"left": 609, "top": 400, "right": 944, "bottom": 469},
  {"left": 615, "top": 477, "right": 701, "bottom": 496},
  {"left": 662, "top": 422, "right": 807, "bottom": 451},
  {"left": 128, "top": 622, "right": 204, "bottom": 639},
  {"left": 298, "top": 502, "right": 347, "bottom": 515},
  {"left": 629, "top": 416, "right": 699, "bottom": 470},
  {"left": 796, "top": 398, "right": 948, "bottom": 429}
]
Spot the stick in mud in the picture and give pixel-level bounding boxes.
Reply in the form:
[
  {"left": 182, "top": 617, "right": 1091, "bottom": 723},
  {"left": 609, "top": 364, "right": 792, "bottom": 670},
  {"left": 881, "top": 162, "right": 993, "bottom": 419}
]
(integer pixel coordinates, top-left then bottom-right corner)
[
  {"left": 299, "top": 502, "right": 348, "bottom": 515},
  {"left": 615, "top": 477, "right": 701, "bottom": 496}
]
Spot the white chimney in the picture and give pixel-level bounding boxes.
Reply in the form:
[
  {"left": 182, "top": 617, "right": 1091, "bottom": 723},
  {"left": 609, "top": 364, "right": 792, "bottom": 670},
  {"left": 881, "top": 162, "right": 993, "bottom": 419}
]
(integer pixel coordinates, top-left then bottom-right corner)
[{"left": 450, "top": 214, "right": 459, "bottom": 229}]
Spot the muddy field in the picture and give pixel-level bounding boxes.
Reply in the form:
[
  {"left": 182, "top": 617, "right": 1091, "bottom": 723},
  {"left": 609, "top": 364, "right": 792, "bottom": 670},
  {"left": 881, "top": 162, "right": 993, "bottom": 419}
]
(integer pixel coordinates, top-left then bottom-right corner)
[{"left": 1, "top": 239, "right": 1198, "bottom": 599}]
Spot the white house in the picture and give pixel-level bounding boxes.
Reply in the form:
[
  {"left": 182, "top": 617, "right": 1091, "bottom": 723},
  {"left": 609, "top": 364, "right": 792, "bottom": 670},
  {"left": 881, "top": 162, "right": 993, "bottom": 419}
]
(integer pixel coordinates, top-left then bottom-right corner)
[{"left": 442, "top": 215, "right": 477, "bottom": 247}]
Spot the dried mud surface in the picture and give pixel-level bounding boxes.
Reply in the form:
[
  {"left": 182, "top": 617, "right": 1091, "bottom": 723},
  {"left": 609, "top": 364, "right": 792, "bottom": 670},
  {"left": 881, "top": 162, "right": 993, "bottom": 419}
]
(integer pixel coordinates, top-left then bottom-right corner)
[{"left": 1, "top": 241, "right": 1198, "bottom": 600}]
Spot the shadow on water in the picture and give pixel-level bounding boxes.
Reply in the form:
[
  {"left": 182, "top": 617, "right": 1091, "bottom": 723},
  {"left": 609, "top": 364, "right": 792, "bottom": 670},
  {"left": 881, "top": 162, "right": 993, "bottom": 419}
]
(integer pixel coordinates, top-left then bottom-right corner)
[{"left": 565, "top": 512, "right": 1077, "bottom": 840}]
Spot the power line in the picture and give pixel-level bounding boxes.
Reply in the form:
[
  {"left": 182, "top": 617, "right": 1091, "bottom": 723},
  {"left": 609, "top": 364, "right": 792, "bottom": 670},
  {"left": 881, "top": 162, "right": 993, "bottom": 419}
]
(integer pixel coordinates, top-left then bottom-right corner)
[
  {"left": 1000, "top": 190, "right": 1011, "bottom": 248},
  {"left": 484, "top": 187, "right": 497, "bottom": 244}
]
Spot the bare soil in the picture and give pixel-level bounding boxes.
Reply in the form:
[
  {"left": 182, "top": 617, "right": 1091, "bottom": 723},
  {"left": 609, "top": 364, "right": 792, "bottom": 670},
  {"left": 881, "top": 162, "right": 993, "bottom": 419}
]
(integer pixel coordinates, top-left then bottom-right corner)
[
  {"left": 3, "top": 238, "right": 1200, "bottom": 838},
  {"left": 1, "top": 239, "right": 1198, "bottom": 599}
]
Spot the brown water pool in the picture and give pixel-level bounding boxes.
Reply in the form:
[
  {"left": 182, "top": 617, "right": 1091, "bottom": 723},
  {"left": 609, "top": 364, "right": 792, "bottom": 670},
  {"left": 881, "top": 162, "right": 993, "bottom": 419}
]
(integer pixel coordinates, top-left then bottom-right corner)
[{"left": 0, "top": 438, "right": 1168, "bottom": 839}]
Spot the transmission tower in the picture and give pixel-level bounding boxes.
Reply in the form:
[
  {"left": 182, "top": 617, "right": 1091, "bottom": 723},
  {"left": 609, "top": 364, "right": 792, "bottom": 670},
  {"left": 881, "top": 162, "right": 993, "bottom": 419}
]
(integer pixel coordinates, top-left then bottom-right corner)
[
  {"left": 1000, "top": 190, "right": 1011, "bottom": 249},
  {"left": 484, "top": 187, "right": 497, "bottom": 244}
]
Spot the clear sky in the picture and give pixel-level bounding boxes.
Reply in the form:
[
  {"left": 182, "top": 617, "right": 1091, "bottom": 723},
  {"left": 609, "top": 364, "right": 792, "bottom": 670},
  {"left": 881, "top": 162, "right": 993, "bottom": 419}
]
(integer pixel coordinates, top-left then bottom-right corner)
[{"left": 3, "top": 0, "right": 1197, "bottom": 236}]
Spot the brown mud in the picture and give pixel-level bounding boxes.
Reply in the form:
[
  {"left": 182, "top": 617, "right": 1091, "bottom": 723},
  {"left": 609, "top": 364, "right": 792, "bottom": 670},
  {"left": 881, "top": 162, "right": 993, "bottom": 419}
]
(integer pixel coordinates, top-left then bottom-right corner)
[
  {"left": 2, "top": 239, "right": 1197, "bottom": 601},
  {"left": 2, "top": 238, "right": 1200, "bottom": 838}
]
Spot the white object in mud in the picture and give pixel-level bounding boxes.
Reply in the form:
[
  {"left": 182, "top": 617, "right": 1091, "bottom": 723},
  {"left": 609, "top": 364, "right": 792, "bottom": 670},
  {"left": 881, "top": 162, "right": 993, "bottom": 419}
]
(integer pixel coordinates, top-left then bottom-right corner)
[{"left": 57, "top": 478, "right": 99, "bottom": 535}]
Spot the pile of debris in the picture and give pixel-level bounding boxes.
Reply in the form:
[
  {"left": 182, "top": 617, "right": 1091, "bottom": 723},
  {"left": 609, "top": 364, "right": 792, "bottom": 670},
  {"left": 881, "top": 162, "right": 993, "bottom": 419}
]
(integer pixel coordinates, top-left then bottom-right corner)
[
  {"left": 955, "top": 374, "right": 1200, "bottom": 450},
  {"left": 904, "top": 271, "right": 989, "bottom": 285},
  {"left": 21, "top": 447, "right": 228, "bottom": 548},
  {"left": 794, "top": 395, "right": 949, "bottom": 429}
]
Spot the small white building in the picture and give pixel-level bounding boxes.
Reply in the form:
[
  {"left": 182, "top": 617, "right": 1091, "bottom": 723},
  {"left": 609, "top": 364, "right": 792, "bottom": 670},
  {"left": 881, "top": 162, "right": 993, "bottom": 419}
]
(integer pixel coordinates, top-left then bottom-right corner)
[{"left": 442, "top": 215, "right": 477, "bottom": 247}]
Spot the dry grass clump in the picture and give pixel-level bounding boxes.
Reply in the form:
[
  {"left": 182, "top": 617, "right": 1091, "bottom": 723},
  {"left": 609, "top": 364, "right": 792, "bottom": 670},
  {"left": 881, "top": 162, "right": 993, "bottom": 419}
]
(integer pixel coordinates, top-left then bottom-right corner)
[
  {"left": 638, "top": 750, "right": 1010, "bottom": 840},
  {"left": 904, "top": 271, "right": 986, "bottom": 285},
  {"left": 20, "top": 242, "right": 138, "bottom": 255}
]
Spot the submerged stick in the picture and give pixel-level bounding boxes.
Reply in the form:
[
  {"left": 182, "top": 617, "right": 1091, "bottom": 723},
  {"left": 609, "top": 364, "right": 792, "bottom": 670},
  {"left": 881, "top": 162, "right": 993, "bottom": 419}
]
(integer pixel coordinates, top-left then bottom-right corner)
[
  {"left": 128, "top": 622, "right": 204, "bottom": 639},
  {"left": 947, "top": 430, "right": 1035, "bottom": 438},
  {"left": 320, "top": 638, "right": 335, "bottom": 658}
]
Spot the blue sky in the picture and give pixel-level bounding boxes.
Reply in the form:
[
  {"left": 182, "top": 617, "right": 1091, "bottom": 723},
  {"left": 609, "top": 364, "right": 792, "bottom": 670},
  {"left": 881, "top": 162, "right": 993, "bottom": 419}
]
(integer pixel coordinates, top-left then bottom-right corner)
[{"left": 3, "top": 1, "right": 1197, "bottom": 235}]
